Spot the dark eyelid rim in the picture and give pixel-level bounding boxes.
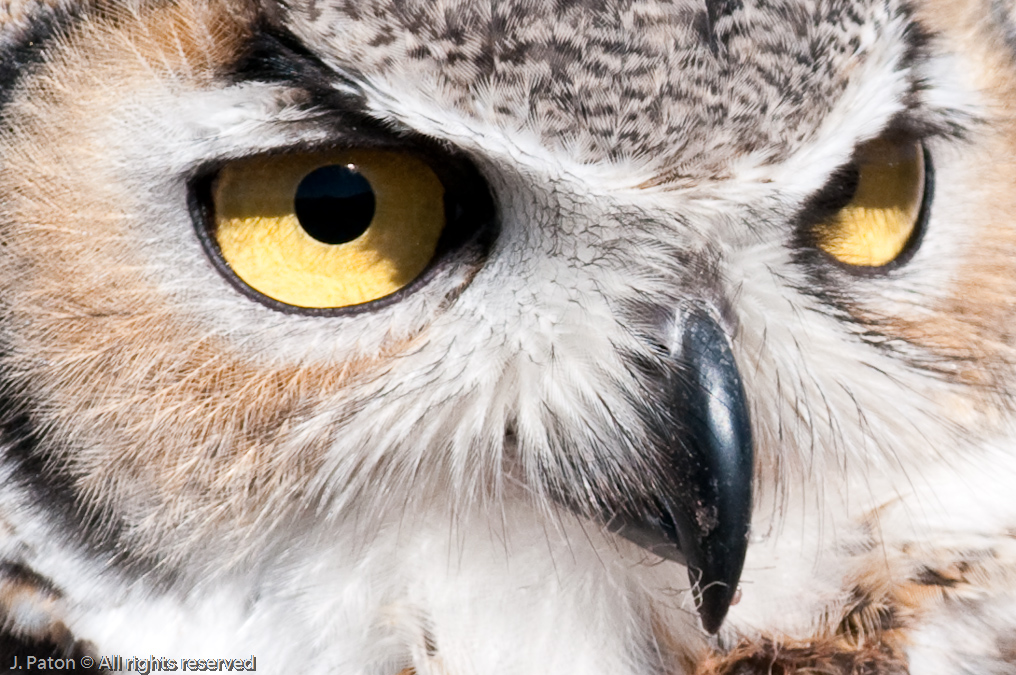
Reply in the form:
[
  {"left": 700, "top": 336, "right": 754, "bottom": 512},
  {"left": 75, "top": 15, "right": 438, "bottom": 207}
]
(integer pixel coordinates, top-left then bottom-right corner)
[
  {"left": 188, "top": 142, "right": 497, "bottom": 317},
  {"left": 799, "top": 123, "right": 925, "bottom": 227},
  {"left": 791, "top": 133, "right": 934, "bottom": 278}
]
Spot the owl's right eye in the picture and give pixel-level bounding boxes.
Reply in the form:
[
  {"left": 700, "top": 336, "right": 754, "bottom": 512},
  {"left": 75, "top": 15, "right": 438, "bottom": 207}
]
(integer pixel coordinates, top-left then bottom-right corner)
[{"left": 196, "top": 148, "right": 493, "bottom": 311}]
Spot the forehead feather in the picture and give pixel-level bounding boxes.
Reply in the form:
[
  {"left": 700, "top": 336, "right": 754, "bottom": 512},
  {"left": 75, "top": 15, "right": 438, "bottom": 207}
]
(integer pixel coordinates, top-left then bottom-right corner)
[{"left": 287, "top": 0, "right": 911, "bottom": 170}]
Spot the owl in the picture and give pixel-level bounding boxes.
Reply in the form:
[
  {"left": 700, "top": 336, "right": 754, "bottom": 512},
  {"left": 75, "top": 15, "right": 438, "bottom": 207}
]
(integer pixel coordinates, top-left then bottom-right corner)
[{"left": 0, "top": 0, "right": 1014, "bottom": 672}]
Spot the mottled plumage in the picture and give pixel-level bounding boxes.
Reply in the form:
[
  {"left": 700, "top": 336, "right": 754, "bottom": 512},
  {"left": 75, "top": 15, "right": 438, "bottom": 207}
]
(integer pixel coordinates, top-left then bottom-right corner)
[{"left": 0, "top": 0, "right": 1014, "bottom": 673}]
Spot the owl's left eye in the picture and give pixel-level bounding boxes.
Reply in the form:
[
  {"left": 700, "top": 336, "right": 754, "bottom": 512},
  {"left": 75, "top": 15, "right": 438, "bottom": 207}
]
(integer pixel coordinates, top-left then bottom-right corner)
[
  {"left": 197, "top": 148, "right": 491, "bottom": 311},
  {"left": 811, "top": 137, "right": 931, "bottom": 269}
]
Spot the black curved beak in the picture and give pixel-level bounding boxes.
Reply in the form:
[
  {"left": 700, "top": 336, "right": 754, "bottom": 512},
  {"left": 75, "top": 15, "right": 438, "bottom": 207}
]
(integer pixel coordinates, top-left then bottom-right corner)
[{"left": 607, "top": 311, "right": 753, "bottom": 634}]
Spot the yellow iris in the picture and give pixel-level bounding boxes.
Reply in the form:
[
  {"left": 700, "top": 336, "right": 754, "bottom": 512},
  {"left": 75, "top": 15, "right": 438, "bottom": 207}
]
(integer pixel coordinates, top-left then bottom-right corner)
[
  {"left": 212, "top": 149, "right": 445, "bottom": 308},
  {"left": 814, "top": 139, "right": 926, "bottom": 267}
]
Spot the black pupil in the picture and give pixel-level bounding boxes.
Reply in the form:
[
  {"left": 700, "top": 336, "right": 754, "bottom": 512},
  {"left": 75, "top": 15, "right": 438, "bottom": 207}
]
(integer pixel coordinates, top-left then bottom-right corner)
[{"left": 294, "top": 165, "right": 376, "bottom": 245}]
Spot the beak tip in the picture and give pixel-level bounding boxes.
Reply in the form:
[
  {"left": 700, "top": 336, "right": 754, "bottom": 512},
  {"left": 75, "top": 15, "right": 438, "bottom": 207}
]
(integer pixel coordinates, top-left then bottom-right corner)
[
  {"left": 565, "top": 309, "right": 754, "bottom": 636},
  {"left": 695, "top": 579, "right": 739, "bottom": 634}
]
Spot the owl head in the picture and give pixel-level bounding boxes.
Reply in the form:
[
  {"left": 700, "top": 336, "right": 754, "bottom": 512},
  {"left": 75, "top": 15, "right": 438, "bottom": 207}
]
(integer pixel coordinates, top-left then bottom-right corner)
[{"left": 0, "top": 0, "right": 1013, "bottom": 663}]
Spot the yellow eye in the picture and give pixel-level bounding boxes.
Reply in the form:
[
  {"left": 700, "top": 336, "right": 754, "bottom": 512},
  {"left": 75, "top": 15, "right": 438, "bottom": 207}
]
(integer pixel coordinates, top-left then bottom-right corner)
[
  {"left": 211, "top": 149, "right": 446, "bottom": 308},
  {"left": 813, "top": 139, "right": 927, "bottom": 268}
]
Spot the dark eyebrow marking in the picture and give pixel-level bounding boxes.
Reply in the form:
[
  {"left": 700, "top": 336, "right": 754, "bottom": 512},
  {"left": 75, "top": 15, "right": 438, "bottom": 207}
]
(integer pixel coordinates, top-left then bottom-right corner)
[
  {"left": 225, "top": 17, "right": 393, "bottom": 138},
  {"left": 0, "top": 5, "right": 80, "bottom": 110},
  {"left": 230, "top": 20, "right": 368, "bottom": 102},
  {"left": 231, "top": 20, "right": 332, "bottom": 85}
]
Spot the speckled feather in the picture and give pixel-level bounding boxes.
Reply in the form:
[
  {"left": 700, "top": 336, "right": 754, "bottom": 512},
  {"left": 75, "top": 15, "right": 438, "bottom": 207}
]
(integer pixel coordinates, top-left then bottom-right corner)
[
  {"left": 288, "top": 0, "right": 886, "bottom": 175},
  {"left": 0, "top": 0, "right": 1014, "bottom": 673}
]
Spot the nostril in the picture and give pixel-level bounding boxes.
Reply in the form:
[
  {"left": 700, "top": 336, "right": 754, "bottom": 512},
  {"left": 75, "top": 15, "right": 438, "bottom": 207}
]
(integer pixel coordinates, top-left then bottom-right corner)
[{"left": 646, "top": 338, "right": 670, "bottom": 358}]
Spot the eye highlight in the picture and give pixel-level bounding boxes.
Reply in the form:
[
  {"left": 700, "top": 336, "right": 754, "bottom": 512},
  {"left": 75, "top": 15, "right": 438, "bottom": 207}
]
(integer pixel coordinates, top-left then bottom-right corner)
[
  {"left": 211, "top": 150, "right": 446, "bottom": 309},
  {"left": 813, "top": 138, "right": 929, "bottom": 268}
]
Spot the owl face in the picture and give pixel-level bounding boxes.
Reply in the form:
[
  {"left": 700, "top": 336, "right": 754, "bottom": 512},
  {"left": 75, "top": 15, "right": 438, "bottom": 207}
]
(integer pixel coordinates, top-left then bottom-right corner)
[{"left": 0, "top": 0, "right": 1014, "bottom": 666}]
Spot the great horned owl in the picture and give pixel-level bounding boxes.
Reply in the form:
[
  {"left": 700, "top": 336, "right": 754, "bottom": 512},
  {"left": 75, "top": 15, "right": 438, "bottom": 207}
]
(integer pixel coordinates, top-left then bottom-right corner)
[{"left": 0, "top": 0, "right": 1013, "bottom": 672}]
